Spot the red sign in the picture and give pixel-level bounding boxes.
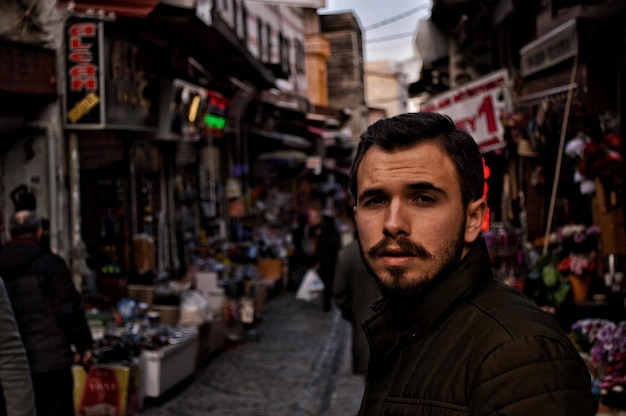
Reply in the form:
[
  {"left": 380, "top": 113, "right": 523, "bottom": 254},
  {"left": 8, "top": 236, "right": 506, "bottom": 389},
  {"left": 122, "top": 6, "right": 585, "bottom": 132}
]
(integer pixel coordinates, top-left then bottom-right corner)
[
  {"left": 65, "top": 17, "right": 104, "bottom": 127},
  {"left": 420, "top": 69, "right": 510, "bottom": 153}
]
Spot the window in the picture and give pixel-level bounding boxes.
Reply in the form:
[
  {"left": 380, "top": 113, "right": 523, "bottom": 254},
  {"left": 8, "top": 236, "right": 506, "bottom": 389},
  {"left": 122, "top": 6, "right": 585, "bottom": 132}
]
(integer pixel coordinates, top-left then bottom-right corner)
[
  {"left": 295, "top": 39, "right": 304, "bottom": 74},
  {"left": 280, "top": 33, "right": 290, "bottom": 76}
]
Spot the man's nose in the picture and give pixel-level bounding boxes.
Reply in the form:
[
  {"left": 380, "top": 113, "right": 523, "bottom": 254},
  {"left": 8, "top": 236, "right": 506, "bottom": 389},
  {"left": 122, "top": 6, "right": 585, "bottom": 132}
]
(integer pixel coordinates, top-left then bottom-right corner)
[{"left": 383, "top": 200, "right": 410, "bottom": 237}]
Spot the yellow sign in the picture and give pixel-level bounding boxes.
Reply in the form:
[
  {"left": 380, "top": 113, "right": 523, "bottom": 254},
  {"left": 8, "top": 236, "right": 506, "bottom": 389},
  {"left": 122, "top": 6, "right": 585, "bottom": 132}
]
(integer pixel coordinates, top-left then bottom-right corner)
[{"left": 67, "top": 92, "right": 100, "bottom": 123}]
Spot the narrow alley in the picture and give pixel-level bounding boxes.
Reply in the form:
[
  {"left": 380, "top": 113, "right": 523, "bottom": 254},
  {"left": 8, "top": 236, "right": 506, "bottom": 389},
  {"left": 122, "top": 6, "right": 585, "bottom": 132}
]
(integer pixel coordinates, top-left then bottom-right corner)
[{"left": 140, "top": 293, "right": 364, "bottom": 416}]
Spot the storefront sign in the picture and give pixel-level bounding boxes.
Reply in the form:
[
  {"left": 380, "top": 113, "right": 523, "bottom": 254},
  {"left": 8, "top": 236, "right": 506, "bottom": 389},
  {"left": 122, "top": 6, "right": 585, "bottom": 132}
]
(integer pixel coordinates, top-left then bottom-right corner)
[
  {"left": 106, "top": 37, "right": 159, "bottom": 128},
  {"left": 420, "top": 69, "right": 509, "bottom": 153},
  {"left": 64, "top": 17, "right": 105, "bottom": 128},
  {"left": 520, "top": 18, "right": 577, "bottom": 77},
  {"left": 160, "top": 79, "right": 229, "bottom": 141}
]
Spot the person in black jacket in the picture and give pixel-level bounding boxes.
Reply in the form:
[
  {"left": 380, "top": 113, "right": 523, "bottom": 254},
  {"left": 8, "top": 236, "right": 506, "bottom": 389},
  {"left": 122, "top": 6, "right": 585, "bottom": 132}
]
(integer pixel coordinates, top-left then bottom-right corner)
[
  {"left": 348, "top": 112, "right": 595, "bottom": 415},
  {"left": 313, "top": 213, "right": 341, "bottom": 311},
  {"left": 0, "top": 210, "right": 94, "bottom": 416}
]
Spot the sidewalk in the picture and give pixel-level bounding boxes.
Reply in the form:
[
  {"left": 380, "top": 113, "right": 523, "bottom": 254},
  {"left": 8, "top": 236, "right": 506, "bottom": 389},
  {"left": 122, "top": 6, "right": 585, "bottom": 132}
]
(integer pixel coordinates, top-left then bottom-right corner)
[{"left": 140, "top": 292, "right": 364, "bottom": 416}]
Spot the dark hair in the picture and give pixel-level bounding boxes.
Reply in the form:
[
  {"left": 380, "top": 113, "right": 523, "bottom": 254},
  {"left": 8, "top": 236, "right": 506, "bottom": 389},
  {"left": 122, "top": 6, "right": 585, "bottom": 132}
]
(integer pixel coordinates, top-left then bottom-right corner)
[
  {"left": 9, "top": 210, "right": 42, "bottom": 238},
  {"left": 348, "top": 112, "right": 484, "bottom": 207}
]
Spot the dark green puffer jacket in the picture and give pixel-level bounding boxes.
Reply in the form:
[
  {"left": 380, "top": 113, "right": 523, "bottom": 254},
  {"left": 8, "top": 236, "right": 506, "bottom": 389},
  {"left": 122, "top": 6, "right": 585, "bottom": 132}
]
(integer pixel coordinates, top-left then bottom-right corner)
[
  {"left": 359, "top": 238, "right": 595, "bottom": 416},
  {"left": 0, "top": 238, "right": 93, "bottom": 373}
]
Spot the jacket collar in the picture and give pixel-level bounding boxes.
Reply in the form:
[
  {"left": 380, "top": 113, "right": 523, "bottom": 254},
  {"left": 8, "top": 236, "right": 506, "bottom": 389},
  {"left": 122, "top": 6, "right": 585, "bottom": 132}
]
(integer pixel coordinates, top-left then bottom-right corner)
[{"left": 364, "top": 237, "right": 494, "bottom": 356}]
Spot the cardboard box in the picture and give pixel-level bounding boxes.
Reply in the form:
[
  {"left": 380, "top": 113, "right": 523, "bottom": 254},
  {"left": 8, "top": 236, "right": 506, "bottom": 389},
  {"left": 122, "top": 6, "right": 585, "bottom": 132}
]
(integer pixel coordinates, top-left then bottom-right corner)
[
  {"left": 150, "top": 305, "right": 179, "bottom": 326},
  {"left": 257, "top": 258, "right": 283, "bottom": 281},
  {"left": 127, "top": 285, "right": 154, "bottom": 307},
  {"left": 195, "top": 271, "right": 220, "bottom": 296}
]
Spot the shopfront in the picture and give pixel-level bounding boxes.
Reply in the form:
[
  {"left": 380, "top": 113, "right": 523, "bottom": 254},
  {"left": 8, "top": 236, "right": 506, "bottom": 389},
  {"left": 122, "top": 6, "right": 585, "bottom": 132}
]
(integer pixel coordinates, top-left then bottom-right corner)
[
  {"left": 63, "top": 15, "right": 231, "bottom": 301},
  {"left": 516, "top": 15, "right": 626, "bottom": 258}
]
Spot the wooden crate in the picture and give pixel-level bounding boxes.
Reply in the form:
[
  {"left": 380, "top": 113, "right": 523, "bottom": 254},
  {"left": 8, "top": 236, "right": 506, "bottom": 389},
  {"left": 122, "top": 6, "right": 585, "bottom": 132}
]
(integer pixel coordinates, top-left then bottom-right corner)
[{"left": 257, "top": 258, "right": 283, "bottom": 281}]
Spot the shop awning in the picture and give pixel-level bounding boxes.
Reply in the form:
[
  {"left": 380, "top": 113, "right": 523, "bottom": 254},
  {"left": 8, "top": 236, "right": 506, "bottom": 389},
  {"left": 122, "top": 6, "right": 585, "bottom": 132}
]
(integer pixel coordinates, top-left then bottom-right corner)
[
  {"left": 254, "top": 150, "right": 308, "bottom": 179},
  {"left": 57, "top": 0, "right": 160, "bottom": 18},
  {"left": 415, "top": 18, "right": 448, "bottom": 65},
  {"left": 306, "top": 126, "right": 354, "bottom": 148},
  {"left": 146, "top": 3, "right": 277, "bottom": 89},
  {"left": 519, "top": 18, "right": 578, "bottom": 77},
  {"left": 257, "top": 150, "right": 308, "bottom": 164},
  {"left": 249, "top": 128, "right": 312, "bottom": 149}
]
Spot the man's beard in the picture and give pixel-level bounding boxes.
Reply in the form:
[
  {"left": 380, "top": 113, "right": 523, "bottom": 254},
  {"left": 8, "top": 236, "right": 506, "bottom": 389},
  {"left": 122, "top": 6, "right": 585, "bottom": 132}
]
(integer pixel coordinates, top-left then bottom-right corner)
[{"left": 358, "top": 220, "right": 466, "bottom": 299}]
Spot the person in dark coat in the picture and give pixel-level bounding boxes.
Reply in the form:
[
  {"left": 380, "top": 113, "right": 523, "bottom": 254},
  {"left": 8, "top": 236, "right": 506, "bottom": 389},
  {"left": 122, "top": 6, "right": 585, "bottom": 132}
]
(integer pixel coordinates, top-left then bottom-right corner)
[
  {"left": 291, "top": 212, "right": 317, "bottom": 286},
  {"left": 0, "top": 278, "right": 36, "bottom": 416},
  {"left": 333, "top": 238, "right": 380, "bottom": 375},
  {"left": 0, "top": 210, "right": 94, "bottom": 416},
  {"left": 349, "top": 112, "right": 595, "bottom": 415},
  {"left": 313, "top": 213, "right": 341, "bottom": 311}
]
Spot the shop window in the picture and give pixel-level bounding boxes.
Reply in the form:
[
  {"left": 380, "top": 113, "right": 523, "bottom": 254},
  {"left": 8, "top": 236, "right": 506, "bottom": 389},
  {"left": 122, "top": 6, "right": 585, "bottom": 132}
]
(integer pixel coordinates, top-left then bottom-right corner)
[
  {"left": 235, "top": 1, "right": 247, "bottom": 41},
  {"left": 218, "top": 0, "right": 229, "bottom": 12},
  {"left": 295, "top": 39, "right": 304, "bottom": 74},
  {"left": 242, "top": 6, "right": 248, "bottom": 47},
  {"left": 257, "top": 17, "right": 263, "bottom": 59},
  {"left": 264, "top": 22, "right": 271, "bottom": 62},
  {"left": 280, "top": 34, "right": 291, "bottom": 77},
  {"left": 79, "top": 133, "right": 129, "bottom": 301}
]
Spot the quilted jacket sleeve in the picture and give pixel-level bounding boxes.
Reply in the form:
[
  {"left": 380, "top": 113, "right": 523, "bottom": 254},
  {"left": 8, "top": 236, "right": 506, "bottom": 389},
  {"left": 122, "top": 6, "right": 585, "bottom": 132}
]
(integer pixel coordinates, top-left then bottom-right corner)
[
  {"left": 470, "top": 335, "right": 595, "bottom": 415},
  {"left": 0, "top": 279, "right": 36, "bottom": 416}
]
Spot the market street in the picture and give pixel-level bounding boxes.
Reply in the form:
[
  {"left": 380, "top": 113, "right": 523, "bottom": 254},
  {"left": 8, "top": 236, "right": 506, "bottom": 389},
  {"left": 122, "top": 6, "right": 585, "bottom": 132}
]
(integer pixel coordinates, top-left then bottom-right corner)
[{"left": 140, "top": 292, "right": 364, "bottom": 416}]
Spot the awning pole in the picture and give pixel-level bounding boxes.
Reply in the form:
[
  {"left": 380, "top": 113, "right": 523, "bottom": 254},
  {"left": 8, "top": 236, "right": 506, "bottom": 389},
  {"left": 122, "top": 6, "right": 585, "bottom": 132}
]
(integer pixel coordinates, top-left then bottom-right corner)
[{"left": 543, "top": 54, "right": 579, "bottom": 255}]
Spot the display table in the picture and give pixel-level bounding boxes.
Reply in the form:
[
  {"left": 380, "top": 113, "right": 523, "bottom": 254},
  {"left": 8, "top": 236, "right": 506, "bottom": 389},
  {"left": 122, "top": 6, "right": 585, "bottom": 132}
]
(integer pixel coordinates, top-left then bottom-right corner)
[{"left": 141, "top": 328, "right": 198, "bottom": 398}]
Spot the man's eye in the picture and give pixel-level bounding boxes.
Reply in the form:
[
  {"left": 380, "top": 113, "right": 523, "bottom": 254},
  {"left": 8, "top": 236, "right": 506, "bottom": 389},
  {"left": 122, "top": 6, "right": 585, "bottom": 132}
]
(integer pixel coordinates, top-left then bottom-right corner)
[
  {"left": 363, "top": 196, "right": 385, "bottom": 206},
  {"left": 414, "top": 194, "right": 435, "bottom": 204}
]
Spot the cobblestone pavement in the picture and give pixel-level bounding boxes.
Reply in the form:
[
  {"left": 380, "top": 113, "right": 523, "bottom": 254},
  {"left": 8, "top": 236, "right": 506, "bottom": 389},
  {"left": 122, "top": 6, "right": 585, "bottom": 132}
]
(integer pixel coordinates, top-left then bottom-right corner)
[{"left": 140, "top": 292, "right": 364, "bottom": 416}]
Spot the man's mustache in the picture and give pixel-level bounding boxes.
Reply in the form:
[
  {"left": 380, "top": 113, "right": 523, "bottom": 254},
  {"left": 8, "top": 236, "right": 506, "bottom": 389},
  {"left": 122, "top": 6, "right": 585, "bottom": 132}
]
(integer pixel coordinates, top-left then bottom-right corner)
[{"left": 368, "top": 237, "right": 433, "bottom": 259}]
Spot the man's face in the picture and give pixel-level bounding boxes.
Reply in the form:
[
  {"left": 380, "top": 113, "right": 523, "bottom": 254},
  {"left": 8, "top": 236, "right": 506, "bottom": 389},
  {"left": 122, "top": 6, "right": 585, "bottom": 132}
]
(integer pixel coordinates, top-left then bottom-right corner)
[{"left": 353, "top": 142, "right": 482, "bottom": 297}]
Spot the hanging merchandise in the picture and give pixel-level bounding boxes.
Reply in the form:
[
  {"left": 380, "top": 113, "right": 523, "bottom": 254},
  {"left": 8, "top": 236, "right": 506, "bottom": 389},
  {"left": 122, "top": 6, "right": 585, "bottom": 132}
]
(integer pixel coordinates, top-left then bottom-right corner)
[
  {"left": 225, "top": 178, "right": 242, "bottom": 199},
  {"left": 132, "top": 234, "right": 155, "bottom": 275}
]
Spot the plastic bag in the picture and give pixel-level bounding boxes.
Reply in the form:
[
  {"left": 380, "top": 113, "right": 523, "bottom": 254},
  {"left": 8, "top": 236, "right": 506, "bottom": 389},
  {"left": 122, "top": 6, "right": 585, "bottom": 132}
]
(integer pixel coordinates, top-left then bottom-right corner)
[
  {"left": 295, "top": 268, "right": 324, "bottom": 302},
  {"left": 179, "top": 290, "right": 213, "bottom": 326}
]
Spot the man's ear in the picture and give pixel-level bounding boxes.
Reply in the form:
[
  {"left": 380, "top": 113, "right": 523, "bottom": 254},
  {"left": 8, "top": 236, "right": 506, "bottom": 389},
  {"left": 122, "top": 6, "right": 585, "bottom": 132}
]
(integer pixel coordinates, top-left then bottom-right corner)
[{"left": 464, "top": 199, "right": 488, "bottom": 244}]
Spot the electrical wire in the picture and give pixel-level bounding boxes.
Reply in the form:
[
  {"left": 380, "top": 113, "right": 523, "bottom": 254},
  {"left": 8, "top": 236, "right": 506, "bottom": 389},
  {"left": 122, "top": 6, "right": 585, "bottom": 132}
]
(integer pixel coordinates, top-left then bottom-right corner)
[
  {"left": 366, "top": 31, "right": 415, "bottom": 44},
  {"left": 363, "top": 3, "right": 431, "bottom": 31}
]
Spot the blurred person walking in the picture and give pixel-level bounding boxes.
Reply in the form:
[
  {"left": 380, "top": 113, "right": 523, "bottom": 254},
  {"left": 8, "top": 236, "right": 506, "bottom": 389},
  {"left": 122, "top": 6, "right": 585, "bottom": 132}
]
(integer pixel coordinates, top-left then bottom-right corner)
[
  {"left": 0, "top": 210, "right": 94, "bottom": 416},
  {"left": 0, "top": 278, "right": 36, "bottom": 416},
  {"left": 333, "top": 237, "right": 380, "bottom": 375},
  {"left": 313, "top": 213, "right": 341, "bottom": 312}
]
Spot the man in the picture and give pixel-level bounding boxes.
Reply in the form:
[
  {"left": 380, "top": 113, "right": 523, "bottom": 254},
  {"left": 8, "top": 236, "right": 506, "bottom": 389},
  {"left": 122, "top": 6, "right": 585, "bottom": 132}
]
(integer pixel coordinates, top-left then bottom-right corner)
[
  {"left": 348, "top": 112, "right": 594, "bottom": 415},
  {"left": 0, "top": 210, "right": 94, "bottom": 416},
  {"left": 333, "top": 238, "right": 380, "bottom": 375},
  {"left": 0, "top": 278, "right": 36, "bottom": 416}
]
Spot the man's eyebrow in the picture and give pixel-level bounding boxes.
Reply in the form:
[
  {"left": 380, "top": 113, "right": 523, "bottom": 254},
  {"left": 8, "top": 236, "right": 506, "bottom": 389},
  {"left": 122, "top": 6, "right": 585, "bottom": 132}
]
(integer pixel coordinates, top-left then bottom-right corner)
[
  {"left": 407, "top": 182, "right": 443, "bottom": 193},
  {"left": 357, "top": 187, "right": 384, "bottom": 202},
  {"left": 358, "top": 182, "right": 447, "bottom": 201}
]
